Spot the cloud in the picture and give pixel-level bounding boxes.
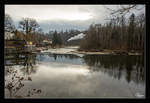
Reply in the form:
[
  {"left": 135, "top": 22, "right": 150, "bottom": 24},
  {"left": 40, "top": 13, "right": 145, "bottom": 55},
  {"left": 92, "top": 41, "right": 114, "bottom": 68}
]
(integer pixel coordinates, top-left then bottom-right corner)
[
  {"left": 5, "top": 5, "right": 93, "bottom": 21},
  {"left": 5, "top": 5, "right": 145, "bottom": 33}
]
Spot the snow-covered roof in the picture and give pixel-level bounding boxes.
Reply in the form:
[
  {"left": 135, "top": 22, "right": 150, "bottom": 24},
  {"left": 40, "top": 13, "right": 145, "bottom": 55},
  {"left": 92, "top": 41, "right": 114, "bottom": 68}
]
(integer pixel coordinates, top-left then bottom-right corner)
[{"left": 67, "top": 33, "right": 85, "bottom": 42}]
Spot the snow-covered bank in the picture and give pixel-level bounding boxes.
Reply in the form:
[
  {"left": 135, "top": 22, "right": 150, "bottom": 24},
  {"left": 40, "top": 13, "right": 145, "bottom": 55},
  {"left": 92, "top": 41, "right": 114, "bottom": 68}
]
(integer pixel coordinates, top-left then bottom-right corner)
[
  {"left": 40, "top": 46, "right": 113, "bottom": 57},
  {"left": 72, "top": 50, "right": 142, "bottom": 55},
  {"left": 67, "top": 33, "right": 85, "bottom": 42},
  {"left": 41, "top": 46, "right": 78, "bottom": 54},
  {"left": 40, "top": 46, "right": 142, "bottom": 56},
  {"left": 40, "top": 46, "right": 84, "bottom": 57}
]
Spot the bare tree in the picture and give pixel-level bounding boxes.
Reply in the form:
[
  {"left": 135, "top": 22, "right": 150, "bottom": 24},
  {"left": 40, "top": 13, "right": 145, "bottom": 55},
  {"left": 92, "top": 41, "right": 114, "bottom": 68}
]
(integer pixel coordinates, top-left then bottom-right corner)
[
  {"left": 19, "top": 18, "right": 39, "bottom": 34},
  {"left": 104, "top": 5, "right": 145, "bottom": 17},
  {"left": 5, "top": 14, "right": 15, "bottom": 32},
  {"left": 80, "top": 13, "right": 145, "bottom": 53},
  {"left": 18, "top": 18, "right": 40, "bottom": 41}
]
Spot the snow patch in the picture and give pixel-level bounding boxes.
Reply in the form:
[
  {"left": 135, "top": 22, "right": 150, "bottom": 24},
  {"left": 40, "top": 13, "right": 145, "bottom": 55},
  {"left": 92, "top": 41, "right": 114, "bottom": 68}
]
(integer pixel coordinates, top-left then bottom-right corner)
[
  {"left": 135, "top": 93, "right": 145, "bottom": 98},
  {"left": 41, "top": 46, "right": 78, "bottom": 54},
  {"left": 40, "top": 46, "right": 84, "bottom": 57},
  {"left": 67, "top": 33, "right": 85, "bottom": 42}
]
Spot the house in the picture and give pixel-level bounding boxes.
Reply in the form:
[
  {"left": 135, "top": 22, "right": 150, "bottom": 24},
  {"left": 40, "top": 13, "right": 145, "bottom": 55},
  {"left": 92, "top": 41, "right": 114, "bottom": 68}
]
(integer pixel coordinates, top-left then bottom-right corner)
[
  {"left": 5, "top": 30, "right": 25, "bottom": 40},
  {"left": 43, "top": 39, "right": 52, "bottom": 44},
  {"left": 5, "top": 31, "right": 15, "bottom": 40},
  {"left": 42, "top": 39, "right": 52, "bottom": 46}
]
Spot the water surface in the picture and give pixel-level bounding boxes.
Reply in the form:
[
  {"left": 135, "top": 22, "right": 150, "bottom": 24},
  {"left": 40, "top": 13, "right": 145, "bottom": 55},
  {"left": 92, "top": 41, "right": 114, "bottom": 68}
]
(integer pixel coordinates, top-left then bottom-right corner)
[{"left": 5, "top": 52, "right": 145, "bottom": 98}]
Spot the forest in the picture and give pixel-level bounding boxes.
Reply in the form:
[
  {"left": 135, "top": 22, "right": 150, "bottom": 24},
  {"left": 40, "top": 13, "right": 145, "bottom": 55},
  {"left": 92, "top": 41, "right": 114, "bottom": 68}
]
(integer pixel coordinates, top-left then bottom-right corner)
[{"left": 80, "top": 13, "right": 145, "bottom": 52}]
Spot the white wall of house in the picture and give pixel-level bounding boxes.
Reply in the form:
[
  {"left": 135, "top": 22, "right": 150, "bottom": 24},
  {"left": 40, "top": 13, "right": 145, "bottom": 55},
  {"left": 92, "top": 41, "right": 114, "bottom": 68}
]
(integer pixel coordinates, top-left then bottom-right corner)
[{"left": 5, "top": 32, "right": 14, "bottom": 40}]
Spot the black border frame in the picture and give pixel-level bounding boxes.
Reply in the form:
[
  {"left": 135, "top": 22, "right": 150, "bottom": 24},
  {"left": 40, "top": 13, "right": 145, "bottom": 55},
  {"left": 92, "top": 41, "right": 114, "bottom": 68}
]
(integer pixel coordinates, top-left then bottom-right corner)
[{"left": 0, "top": 0, "right": 150, "bottom": 103}]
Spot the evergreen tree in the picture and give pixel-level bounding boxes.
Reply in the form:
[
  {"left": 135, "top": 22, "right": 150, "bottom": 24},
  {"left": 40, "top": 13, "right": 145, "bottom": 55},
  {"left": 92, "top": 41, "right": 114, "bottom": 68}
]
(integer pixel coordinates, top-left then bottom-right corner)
[{"left": 52, "top": 31, "right": 62, "bottom": 46}]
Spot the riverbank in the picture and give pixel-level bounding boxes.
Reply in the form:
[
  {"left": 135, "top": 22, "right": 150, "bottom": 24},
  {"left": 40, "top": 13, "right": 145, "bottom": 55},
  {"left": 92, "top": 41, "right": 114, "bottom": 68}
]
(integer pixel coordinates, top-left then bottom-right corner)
[
  {"left": 39, "top": 46, "right": 143, "bottom": 56},
  {"left": 74, "top": 48, "right": 143, "bottom": 56}
]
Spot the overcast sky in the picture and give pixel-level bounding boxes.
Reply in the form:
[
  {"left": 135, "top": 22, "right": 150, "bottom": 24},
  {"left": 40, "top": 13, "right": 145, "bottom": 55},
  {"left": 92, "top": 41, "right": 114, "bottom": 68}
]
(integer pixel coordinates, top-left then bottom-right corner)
[{"left": 5, "top": 5, "right": 145, "bottom": 33}]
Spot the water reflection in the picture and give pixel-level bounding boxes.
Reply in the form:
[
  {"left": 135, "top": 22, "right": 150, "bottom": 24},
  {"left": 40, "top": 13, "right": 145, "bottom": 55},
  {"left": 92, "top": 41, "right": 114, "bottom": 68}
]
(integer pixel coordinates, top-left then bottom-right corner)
[
  {"left": 83, "top": 55, "right": 145, "bottom": 84},
  {"left": 5, "top": 53, "right": 145, "bottom": 85},
  {"left": 5, "top": 53, "right": 37, "bottom": 75},
  {"left": 36, "top": 53, "right": 83, "bottom": 65},
  {"left": 21, "top": 53, "right": 37, "bottom": 75},
  {"left": 5, "top": 53, "right": 42, "bottom": 98},
  {"left": 5, "top": 52, "right": 145, "bottom": 98},
  {"left": 52, "top": 53, "right": 80, "bottom": 60},
  {"left": 36, "top": 53, "right": 145, "bottom": 85}
]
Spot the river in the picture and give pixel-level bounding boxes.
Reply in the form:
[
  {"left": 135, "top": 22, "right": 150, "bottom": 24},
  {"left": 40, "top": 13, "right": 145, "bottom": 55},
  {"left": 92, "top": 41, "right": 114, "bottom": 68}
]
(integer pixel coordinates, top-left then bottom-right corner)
[{"left": 5, "top": 47, "right": 145, "bottom": 98}]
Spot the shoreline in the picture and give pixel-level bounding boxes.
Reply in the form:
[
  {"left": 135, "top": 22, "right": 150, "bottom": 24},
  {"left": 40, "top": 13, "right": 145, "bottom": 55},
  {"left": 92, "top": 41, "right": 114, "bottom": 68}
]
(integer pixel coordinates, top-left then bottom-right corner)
[
  {"left": 73, "top": 49, "right": 143, "bottom": 56},
  {"left": 36, "top": 46, "right": 143, "bottom": 56}
]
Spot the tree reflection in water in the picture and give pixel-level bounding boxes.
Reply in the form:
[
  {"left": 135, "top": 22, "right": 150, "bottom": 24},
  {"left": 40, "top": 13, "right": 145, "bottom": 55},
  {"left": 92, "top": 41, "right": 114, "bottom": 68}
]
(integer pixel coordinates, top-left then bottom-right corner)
[
  {"left": 43, "top": 53, "right": 145, "bottom": 85},
  {"left": 5, "top": 53, "right": 41, "bottom": 98},
  {"left": 21, "top": 53, "right": 37, "bottom": 75},
  {"left": 50, "top": 53, "right": 80, "bottom": 61},
  {"left": 38, "top": 53, "right": 145, "bottom": 85},
  {"left": 82, "top": 55, "right": 145, "bottom": 84},
  {"left": 5, "top": 52, "right": 145, "bottom": 97}
]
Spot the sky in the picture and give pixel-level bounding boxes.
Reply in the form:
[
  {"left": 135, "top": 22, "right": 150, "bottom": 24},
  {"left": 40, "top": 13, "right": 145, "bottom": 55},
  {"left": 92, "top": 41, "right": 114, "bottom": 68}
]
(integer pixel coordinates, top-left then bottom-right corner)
[{"left": 5, "top": 5, "right": 145, "bottom": 33}]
